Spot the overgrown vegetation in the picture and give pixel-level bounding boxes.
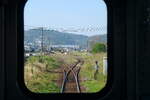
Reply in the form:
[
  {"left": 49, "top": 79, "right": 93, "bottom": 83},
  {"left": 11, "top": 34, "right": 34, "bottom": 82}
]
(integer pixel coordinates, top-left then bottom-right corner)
[
  {"left": 78, "top": 52, "right": 107, "bottom": 92},
  {"left": 26, "top": 72, "right": 60, "bottom": 93},
  {"left": 24, "top": 52, "right": 107, "bottom": 93},
  {"left": 91, "top": 43, "right": 106, "bottom": 53},
  {"left": 24, "top": 55, "right": 62, "bottom": 93}
]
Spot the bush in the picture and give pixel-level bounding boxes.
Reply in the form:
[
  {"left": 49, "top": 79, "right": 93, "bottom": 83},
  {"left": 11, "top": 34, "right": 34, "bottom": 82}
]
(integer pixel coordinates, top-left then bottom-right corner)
[
  {"left": 26, "top": 55, "right": 61, "bottom": 70},
  {"left": 27, "top": 73, "right": 60, "bottom": 93},
  {"left": 27, "top": 56, "right": 38, "bottom": 64},
  {"left": 42, "top": 56, "right": 61, "bottom": 70},
  {"left": 91, "top": 43, "right": 106, "bottom": 53}
]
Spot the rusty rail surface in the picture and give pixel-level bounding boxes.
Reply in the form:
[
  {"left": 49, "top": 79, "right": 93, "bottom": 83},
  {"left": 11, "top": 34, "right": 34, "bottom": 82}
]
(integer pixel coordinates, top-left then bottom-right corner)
[{"left": 60, "top": 60, "right": 83, "bottom": 93}]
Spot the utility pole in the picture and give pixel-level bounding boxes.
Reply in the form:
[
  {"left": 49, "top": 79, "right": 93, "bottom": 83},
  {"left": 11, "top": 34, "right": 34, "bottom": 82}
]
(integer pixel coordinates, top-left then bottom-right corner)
[
  {"left": 41, "top": 27, "right": 44, "bottom": 55},
  {"left": 87, "top": 39, "right": 89, "bottom": 52}
]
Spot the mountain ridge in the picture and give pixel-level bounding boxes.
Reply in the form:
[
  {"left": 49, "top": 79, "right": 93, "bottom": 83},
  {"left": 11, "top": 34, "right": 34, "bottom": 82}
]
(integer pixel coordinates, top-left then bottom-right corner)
[{"left": 24, "top": 29, "right": 107, "bottom": 48}]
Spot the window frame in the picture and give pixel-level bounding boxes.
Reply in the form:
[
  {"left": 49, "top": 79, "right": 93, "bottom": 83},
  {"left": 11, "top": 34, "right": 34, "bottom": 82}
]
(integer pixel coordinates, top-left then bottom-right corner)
[
  {"left": 0, "top": 0, "right": 129, "bottom": 99},
  {"left": 18, "top": 0, "right": 113, "bottom": 99}
]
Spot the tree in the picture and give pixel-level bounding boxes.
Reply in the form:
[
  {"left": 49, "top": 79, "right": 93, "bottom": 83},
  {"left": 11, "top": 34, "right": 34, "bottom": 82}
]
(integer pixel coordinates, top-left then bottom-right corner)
[{"left": 91, "top": 43, "right": 106, "bottom": 53}]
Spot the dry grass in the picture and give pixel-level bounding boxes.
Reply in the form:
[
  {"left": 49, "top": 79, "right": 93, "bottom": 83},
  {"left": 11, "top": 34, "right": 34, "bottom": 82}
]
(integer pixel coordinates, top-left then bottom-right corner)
[{"left": 24, "top": 52, "right": 107, "bottom": 93}]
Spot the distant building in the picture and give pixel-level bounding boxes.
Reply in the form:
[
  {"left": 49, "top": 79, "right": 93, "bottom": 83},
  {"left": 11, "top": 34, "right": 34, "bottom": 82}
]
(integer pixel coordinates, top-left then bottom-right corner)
[
  {"left": 50, "top": 45, "right": 79, "bottom": 49},
  {"left": 25, "top": 43, "right": 81, "bottom": 53},
  {"left": 49, "top": 45, "right": 80, "bottom": 51}
]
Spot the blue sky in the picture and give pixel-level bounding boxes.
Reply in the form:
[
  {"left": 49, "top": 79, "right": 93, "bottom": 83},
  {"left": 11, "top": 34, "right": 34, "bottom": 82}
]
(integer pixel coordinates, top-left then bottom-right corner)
[{"left": 24, "top": 0, "right": 107, "bottom": 36}]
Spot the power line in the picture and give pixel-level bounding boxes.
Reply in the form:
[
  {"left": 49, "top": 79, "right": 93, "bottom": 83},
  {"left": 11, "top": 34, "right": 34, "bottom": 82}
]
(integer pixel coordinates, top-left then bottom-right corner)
[{"left": 24, "top": 25, "right": 107, "bottom": 32}]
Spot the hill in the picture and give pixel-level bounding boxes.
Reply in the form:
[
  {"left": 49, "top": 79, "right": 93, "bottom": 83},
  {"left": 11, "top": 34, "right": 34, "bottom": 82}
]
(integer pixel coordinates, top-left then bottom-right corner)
[
  {"left": 24, "top": 28, "right": 107, "bottom": 48},
  {"left": 88, "top": 34, "right": 107, "bottom": 43}
]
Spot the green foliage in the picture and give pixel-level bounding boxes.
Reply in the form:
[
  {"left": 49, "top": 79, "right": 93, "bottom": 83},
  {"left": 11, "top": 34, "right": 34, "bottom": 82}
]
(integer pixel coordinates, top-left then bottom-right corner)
[
  {"left": 27, "top": 80, "right": 59, "bottom": 93},
  {"left": 26, "top": 72, "right": 60, "bottom": 93},
  {"left": 25, "top": 52, "right": 107, "bottom": 93},
  {"left": 25, "top": 55, "right": 62, "bottom": 93},
  {"left": 40, "top": 56, "right": 61, "bottom": 69},
  {"left": 79, "top": 52, "right": 107, "bottom": 92},
  {"left": 91, "top": 43, "right": 106, "bottom": 53},
  {"left": 27, "top": 56, "right": 38, "bottom": 64},
  {"left": 26, "top": 55, "right": 61, "bottom": 70},
  {"left": 81, "top": 73, "right": 107, "bottom": 93}
]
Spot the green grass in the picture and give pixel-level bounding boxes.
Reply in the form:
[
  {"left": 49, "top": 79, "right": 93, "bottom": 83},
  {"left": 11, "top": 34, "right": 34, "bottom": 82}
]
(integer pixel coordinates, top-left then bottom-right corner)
[
  {"left": 81, "top": 73, "right": 107, "bottom": 92},
  {"left": 25, "top": 55, "right": 62, "bottom": 93},
  {"left": 26, "top": 73, "right": 60, "bottom": 93},
  {"left": 81, "top": 80, "right": 105, "bottom": 93},
  {"left": 26, "top": 55, "right": 62, "bottom": 70},
  {"left": 24, "top": 52, "right": 107, "bottom": 93},
  {"left": 77, "top": 52, "right": 107, "bottom": 92}
]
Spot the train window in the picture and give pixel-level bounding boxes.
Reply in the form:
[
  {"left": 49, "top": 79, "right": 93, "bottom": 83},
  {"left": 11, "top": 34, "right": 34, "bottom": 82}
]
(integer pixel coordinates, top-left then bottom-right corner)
[{"left": 24, "top": 0, "right": 108, "bottom": 93}]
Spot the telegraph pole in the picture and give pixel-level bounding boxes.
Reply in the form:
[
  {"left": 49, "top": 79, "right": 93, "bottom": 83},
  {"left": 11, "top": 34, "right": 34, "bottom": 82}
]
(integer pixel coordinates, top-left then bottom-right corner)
[
  {"left": 41, "top": 27, "right": 44, "bottom": 55},
  {"left": 87, "top": 40, "right": 89, "bottom": 52}
]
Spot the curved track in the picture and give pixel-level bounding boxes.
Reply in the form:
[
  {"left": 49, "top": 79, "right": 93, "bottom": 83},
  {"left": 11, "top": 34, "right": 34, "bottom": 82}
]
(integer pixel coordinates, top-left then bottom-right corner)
[{"left": 60, "top": 59, "right": 84, "bottom": 93}]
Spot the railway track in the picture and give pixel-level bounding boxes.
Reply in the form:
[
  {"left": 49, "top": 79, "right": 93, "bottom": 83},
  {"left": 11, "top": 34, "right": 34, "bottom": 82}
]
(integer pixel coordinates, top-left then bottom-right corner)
[
  {"left": 28, "top": 56, "right": 85, "bottom": 93},
  {"left": 60, "top": 59, "right": 84, "bottom": 93}
]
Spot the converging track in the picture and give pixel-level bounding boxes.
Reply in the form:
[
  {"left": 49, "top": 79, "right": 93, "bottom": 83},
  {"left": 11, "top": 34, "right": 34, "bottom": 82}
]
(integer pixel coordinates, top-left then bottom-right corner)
[{"left": 60, "top": 59, "right": 84, "bottom": 93}]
